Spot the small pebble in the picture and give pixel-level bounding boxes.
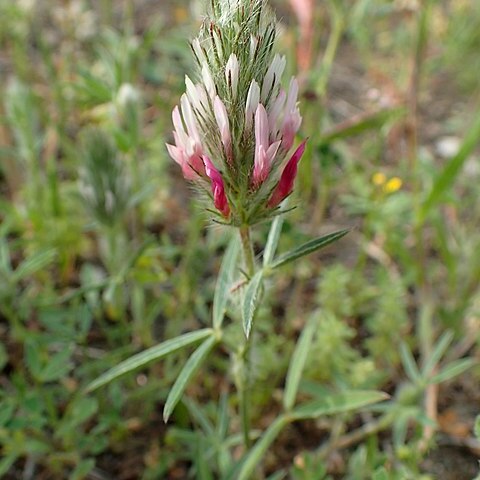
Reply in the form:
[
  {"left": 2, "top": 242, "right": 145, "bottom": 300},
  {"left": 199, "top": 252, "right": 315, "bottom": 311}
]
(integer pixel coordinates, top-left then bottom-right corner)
[{"left": 436, "top": 136, "right": 461, "bottom": 159}]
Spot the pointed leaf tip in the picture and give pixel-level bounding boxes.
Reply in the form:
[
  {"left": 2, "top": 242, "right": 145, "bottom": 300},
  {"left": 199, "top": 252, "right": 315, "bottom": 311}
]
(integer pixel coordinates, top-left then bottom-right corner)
[
  {"left": 163, "top": 335, "right": 217, "bottom": 422},
  {"left": 242, "top": 271, "right": 264, "bottom": 338},
  {"left": 271, "top": 229, "right": 349, "bottom": 270}
]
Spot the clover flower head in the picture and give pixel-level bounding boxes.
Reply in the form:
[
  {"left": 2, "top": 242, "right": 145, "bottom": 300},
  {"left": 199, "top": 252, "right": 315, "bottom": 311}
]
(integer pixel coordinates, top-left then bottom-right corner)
[{"left": 166, "top": 0, "right": 305, "bottom": 225}]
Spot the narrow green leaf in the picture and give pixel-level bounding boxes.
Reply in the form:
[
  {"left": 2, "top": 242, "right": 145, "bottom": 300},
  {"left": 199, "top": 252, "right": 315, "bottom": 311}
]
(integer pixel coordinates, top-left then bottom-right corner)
[
  {"left": 71, "top": 397, "right": 99, "bottom": 424},
  {"left": 283, "top": 317, "right": 317, "bottom": 411},
  {"left": 270, "top": 230, "right": 348, "bottom": 270},
  {"left": 0, "top": 454, "right": 19, "bottom": 477},
  {"left": 320, "top": 107, "right": 404, "bottom": 144},
  {"left": 420, "top": 110, "right": 480, "bottom": 222},
  {"left": 399, "top": 343, "right": 421, "bottom": 383},
  {"left": 422, "top": 330, "right": 454, "bottom": 378},
  {"left": 216, "top": 392, "right": 229, "bottom": 439},
  {"left": 163, "top": 335, "right": 217, "bottom": 422},
  {"left": 242, "top": 270, "right": 264, "bottom": 338},
  {"left": 196, "top": 439, "right": 215, "bottom": 480},
  {"left": 70, "top": 459, "right": 96, "bottom": 480},
  {"left": 12, "top": 249, "right": 56, "bottom": 283},
  {"left": 213, "top": 236, "right": 240, "bottom": 329},
  {"left": 85, "top": 329, "right": 213, "bottom": 392},
  {"left": 0, "top": 239, "right": 12, "bottom": 275},
  {"left": 39, "top": 346, "right": 73, "bottom": 382},
  {"left": 0, "top": 399, "right": 15, "bottom": 427},
  {"left": 430, "top": 358, "right": 476, "bottom": 385},
  {"left": 263, "top": 215, "right": 284, "bottom": 267},
  {"left": 183, "top": 398, "right": 214, "bottom": 436},
  {"left": 237, "top": 415, "right": 290, "bottom": 480},
  {"left": 373, "top": 467, "right": 389, "bottom": 480},
  {"left": 25, "top": 339, "right": 43, "bottom": 379},
  {"left": 292, "top": 390, "right": 388, "bottom": 420}
]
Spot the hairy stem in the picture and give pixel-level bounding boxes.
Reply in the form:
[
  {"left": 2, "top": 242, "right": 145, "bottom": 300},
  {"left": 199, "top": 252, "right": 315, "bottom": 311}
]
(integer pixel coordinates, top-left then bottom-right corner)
[
  {"left": 239, "top": 225, "right": 255, "bottom": 278},
  {"left": 238, "top": 225, "right": 255, "bottom": 450}
]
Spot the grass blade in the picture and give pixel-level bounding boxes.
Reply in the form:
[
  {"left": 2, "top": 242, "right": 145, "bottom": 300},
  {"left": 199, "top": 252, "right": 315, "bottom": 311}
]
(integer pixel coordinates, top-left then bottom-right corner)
[
  {"left": 263, "top": 215, "right": 284, "bottom": 267},
  {"left": 399, "top": 342, "right": 422, "bottom": 383},
  {"left": 237, "top": 415, "right": 290, "bottom": 480},
  {"left": 163, "top": 335, "right": 217, "bottom": 422},
  {"left": 292, "top": 390, "right": 388, "bottom": 420},
  {"left": 283, "top": 317, "right": 317, "bottom": 411},
  {"left": 419, "top": 111, "right": 480, "bottom": 223},
  {"left": 216, "top": 392, "right": 229, "bottom": 439},
  {"left": 320, "top": 107, "right": 404, "bottom": 144},
  {"left": 422, "top": 330, "right": 454, "bottom": 378},
  {"left": 195, "top": 439, "right": 215, "bottom": 480},
  {"left": 373, "top": 467, "right": 389, "bottom": 480},
  {"left": 213, "top": 236, "right": 240, "bottom": 329},
  {"left": 270, "top": 230, "right": 348, "bottom": 270},
  {"left": 85, "top": 329, "right": 213, "bottom": 393},
  {"left": 12, "top": 249, "right": 56, "bottom": 283},
  {"left": 183, "top": 398, "right": 214, "bottom": 436},
  {"left": 430, "top": 358, "right": 476, "bottom": 385},
  {"left": 242, "top": 270, "right": 264, "bottom": 338}
]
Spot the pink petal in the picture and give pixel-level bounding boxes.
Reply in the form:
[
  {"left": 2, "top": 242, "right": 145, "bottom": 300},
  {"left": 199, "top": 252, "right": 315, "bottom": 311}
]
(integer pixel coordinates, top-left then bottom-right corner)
[
  {"left": 203, "top": 156, "right": 230, "bottom": 217},
  {"left": 188, "top": 153, "right": 206, "bottom": 177},
  {"left": 252, "top": 144, "right": 269, "bottom": 185},
  {"left": 281, "top": 112, "right": 302, "bottom": 151},
  {"left": 166, "top": 144, "right": 204, "bottom": 180},
  {"left": 166, "top": 143, "right": 183, "bottom": 165},
  {"left": 254, "top": 104, "right": 269, "bottom": 151},
  {"left": 268, "top": 140, "right": 307, "bottom": 208},
  {"left": 214, "top": 96, "right": 231, "bottom": 152},
  {"left": 268, "top": 89, "right": 286, "bottom": 133}
]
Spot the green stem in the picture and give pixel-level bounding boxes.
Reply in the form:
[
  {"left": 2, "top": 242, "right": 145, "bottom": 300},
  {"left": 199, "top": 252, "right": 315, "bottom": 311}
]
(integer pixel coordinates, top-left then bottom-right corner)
[
  {"left": 240, "top": 357, "right": 252, "bottom": 449},
  {"left": 316, "top": 0, "right": 345, "bottom": 100},
  {"left": 239, "top": 225, "right": 255, "bottom": 277},
  {"left": 238, "top": 225, "right": 255, "bottom": 450}
]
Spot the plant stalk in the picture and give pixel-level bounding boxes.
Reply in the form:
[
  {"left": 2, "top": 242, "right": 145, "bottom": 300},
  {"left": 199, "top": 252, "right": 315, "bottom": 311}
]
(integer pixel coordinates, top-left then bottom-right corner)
[
  {"left": 239, "top": 225, "right": 255, "bottom": 278},
  {"left": 238, "top": 225, "right": 255, "bottom": 450}
]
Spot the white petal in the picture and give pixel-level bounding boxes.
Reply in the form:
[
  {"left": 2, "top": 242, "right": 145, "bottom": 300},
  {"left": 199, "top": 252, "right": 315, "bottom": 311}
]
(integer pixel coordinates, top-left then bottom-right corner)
[
  {"left": 172, "top": 106, "right": 189, "bottom": 148},
  {"left": 202, "top": 64, "right": 216, "bottom": 100},
  {"left": 261, "top": 54, "right": 286, "bottom": 102},
  {"left": 192, "top": 38, "right": 207, "bottom": 66},
  {"left": 245, "top": 80, "right": 260, "bottom": 129},
  {"left": 266, "top": 140, "right": 281, "bottom": 164},
  {"left": 214, "top": 96, "right": 231, "bottom": 148},
  {"left": 180, "top": 94, "right": 200, "bottom": 144},
  {"left": 268, "top": 89, "right": 286, "bottom": 133},
  {"left": 225, "top": 53, "right": 240, "bottom": 99},
  {"left": 254, "top": 104, "right": 269, "bottom": 151},
  {"left": 166, "top": 143, "right": 183, "bottom": 165},
  {"left": 285, "top": 77, "right": 299, "bottom": 113}
]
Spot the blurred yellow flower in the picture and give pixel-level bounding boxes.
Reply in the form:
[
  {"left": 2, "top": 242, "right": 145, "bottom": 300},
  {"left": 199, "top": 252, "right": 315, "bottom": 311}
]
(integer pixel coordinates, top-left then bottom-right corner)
[
  {"left": 175, "top": 7, "right": 188, "bottom": 22},
  {"left": 372, "top": 172, "right": 387, "bottom": 186},
  {"left": 384, "top": 177, "right": 402, "bottom": 193}
]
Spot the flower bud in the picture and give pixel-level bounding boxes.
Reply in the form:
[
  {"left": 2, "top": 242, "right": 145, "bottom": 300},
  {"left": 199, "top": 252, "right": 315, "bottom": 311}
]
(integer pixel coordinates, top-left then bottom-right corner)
[
  {"left": 203, "top": 156, "right": 230, "bottom": 217},
  {"left": 268, "top": 140, "right": 307, "bottom": 207}
]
